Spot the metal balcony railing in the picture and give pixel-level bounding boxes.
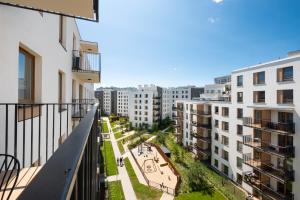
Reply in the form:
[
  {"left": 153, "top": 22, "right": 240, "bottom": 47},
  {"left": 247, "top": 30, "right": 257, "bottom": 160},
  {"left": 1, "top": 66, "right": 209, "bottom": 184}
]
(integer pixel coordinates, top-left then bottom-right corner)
[
  {"left": 190, "top": 109, "right": 211, "bottom": 116},
  {"left": 243, "top": 117, "right": 295, "bottom": 134},
  {"left": 18, "top": 104, "right": 100, "bottom": 199},
  {"left": 72, "top": 50, "right": 101, "bottom": 73},
  {"left": 243, "top": 135, "right": 295, "bottom": 158},
  {"left": 191, "top": 121, "right": 212, "bottom": 129}
]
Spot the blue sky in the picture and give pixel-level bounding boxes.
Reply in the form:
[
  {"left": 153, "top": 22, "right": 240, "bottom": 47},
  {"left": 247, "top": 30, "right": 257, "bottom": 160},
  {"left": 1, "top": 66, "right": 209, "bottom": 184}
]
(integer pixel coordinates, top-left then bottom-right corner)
[{"left": 77, "top": 0, "right": 300, "bottom": 88}]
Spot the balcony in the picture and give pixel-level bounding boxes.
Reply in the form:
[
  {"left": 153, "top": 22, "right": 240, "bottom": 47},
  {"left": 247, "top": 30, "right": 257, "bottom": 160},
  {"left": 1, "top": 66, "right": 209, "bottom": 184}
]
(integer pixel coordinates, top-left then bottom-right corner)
[
  {"left": 0, "top": 0, "right": 99, "bottom": 21},
  {"left": 72, "top": 98, "right": 97, "bottom": 119},
  {"left": 244, "top": 172, "right": 294, "bottom": 200},
  {"left": 243, "top": 154, "right": 294, "bottom": 182},
  {"left": 243, "top": 117, "right": 295, "bottom": 135},
  {"left": 190, "top": 109, "right": 211, "bottom": 117},
  {"left": 191, "top": 129, "right": 211, "bottom": 143},
  {"left": 193, "top": 143, "right": 211, "bottom": 157},
  {"left": 243, "top": 136, "right": 295, "bottom": 158},
  {"left": 0, "top": 103, "right": 100, "bottom": 199},
  {"left": 72, "top": 50, "right": 101, "bottom": 83},
  {"left": 191, "top": 121, "right": 211, "bottom": 130}
]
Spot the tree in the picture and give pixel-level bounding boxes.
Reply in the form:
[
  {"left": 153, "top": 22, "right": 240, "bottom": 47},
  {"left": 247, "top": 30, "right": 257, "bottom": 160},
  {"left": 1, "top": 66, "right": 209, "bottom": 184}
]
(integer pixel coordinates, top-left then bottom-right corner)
[
  {"left": 187, "top": 162, "right": 215, "bottom": 195},
  {"left": 156, "top": 131, "right": 166, "bottom": 145}
]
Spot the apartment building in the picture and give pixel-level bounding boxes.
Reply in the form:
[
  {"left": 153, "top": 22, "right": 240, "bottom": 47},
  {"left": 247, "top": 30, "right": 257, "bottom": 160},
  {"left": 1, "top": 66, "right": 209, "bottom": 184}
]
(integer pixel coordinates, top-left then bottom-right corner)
[
  {"left": 174, "top": 51, "right": 300, "bottom": 200},
  {"left": 162, "top": 86, "right": 204, "bottom": 119},
  {"left": 0, "top": 2, "right": 100, "bottom": 199},
  {"left": 117, "top": 88, "right": 136, "bottom": 117},
  {"left": 95, "top": 88, "right": 118, "bottom": 115},
  {"left": 128, "top": 85, "right": 162, "bottom": 128}
]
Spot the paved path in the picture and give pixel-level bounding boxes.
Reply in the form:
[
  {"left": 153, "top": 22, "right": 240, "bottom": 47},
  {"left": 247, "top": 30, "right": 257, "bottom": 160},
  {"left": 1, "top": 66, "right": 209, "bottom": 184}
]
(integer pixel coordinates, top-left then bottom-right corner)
[
  {"left": 105, "top": 118, "right": 137, "bottom": 200},
  {"left": 146, "top": 135, "right": 157, "bottom": 142},
  {"left": 116, "top": 130, "right": 135, "bottom": 142}
]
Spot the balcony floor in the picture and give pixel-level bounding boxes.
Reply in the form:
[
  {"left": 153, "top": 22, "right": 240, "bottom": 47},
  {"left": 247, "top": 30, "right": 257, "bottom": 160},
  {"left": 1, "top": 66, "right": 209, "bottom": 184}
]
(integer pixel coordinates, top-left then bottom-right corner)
[{"left": 0, "top": 166, "right": 41, "bottom": 200}]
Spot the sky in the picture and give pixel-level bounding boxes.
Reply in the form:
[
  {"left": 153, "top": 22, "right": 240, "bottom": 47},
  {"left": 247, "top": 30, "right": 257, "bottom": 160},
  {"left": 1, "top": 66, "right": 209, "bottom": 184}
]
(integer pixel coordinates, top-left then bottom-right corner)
[{"left": 77, "top": 0, "right": 300, "bottom": 89}]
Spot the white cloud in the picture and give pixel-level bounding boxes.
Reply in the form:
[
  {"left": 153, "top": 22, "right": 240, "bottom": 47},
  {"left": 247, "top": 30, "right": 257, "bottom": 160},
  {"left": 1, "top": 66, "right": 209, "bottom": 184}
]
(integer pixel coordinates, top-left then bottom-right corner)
[
  {"left": 212, "top": 0, "right": 223, "bottom": 4},
  {"left": 208, "top": 17, "right": 219, "bottom": 23}
]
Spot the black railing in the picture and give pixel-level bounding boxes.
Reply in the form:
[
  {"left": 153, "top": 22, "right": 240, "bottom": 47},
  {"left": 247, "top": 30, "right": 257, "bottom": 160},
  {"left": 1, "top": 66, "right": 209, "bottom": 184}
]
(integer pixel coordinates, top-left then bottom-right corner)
[
  {"left": 18, "top": 104, "right": 100, "bottom": 199},
  {"left": 72, "top": 50, "right": 101, "bottom": 73},
  {"left": 72, "top": 99, "right": 96, "bottom": 119},
  {"left": 243, "top": 117, "right": 295, "bottom": 134},
  {"left": 243, "top": 135, "right": 295, "bottom": 158},
  {"left": 190, "top": 109, "right": 211, "bottom": 116},
  {"left": 191, "top": 121, "right": 212, "bottom": 129},
  {"left": 0, "top": 102, "right": 95, "bottom": 169},
  {"left": 243, "top": 154, "right": 294, "bottom": 182}
]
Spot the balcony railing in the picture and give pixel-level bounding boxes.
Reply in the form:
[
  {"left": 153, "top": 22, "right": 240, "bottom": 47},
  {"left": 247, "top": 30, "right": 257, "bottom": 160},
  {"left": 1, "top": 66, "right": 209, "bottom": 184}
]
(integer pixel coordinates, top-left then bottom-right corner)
[
  {"left": 244, "top": 172, "right": 294, "bottom": 200},
  {"left": 72, "top": 50, "right": 101, "bottom": 83},
  {"left": 243, "top": 117, "right": 295, "bottom": 134},
  {"left": 243, "top": 136, "right": 295, "bottom": 158},
  {"left": 243, "top": 154, "right": 294, "bottom": 182},
  {"left": 190, "top": 109, "right": 211, "bottom": 116},
  {"left": 72, "top": 99, "right": 97, "bottom": 119},
  {"left": 0, "top": 103, "right": 100, "bottom": 199},
  {"left": 193, "top": 144, "right": 211, "bottom": 157},
  {"left": 191, "top": 121, "right": 212, "bottom": 129}
]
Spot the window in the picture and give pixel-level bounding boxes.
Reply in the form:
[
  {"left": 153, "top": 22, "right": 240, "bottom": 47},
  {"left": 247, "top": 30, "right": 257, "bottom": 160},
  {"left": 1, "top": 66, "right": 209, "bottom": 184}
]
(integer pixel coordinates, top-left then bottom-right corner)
[
  {"left": 253, "top": 71, "right": 265, "bottom": 85},
  {"left": 278, "top": 112, "right": 293, "bottom": 123},
  {"left": 222, "top": 150, "right": 229, "bottom": 161},
  {"left": 214, "top": 146, "right": 219, "bottom": 154},
  {"left": 237, "top": 75, "right": 243, "bottom": 87},
  {"left": 222, "top": 121, "right": 229, "bottom": 132},
  {"left": 214, "top": 133, "right": 219, "bottom": 141},
  {"left": 237, "top": 141, "right": 243, "bottom": 152},
  {"left": 222, "top": 136, "right": 229, "bottom": 146},
  {"left": 277, "top": 66, "right": 293, "bottom": 82},
  {"left": 58, "top": 71, "right": 65, "bottom": 104},
  {"left": 222, "top": 107, "right": 229, "bottom": 117},
  {"left": 222, "top": 164, "right": 229, "bottom": 176},
  {"left": 237, "top": 92, "right": 243, "bottom": 103},
  {"left": 215, "top": 120, "right": 219, "bottom": 128},
  {"left": 186, "top": 132, "right": 188, "bottom": 138},
  {"left": 19, "top": 48, "right": 35, "bottom": 103},
  {"left": 277, "top": 90, "right": 293, "bottom": 104},
  {"left": 237, "top": 157, "right": 243, "bottom": 169},
  {"left": 145, "top": 94, "right": 148, "bottom": 98},
  {"left": 236, "top": 173, "right": 243, "bottom": 185},
  {"left": 237, "top": 125, "right": 243, "bottom": 135},
  {"left": 237, "top": 108, "right": 243, "bottom": 119},
  {"left": 214, "top": 159, "right": 219, "bottom": 168},
  {"left": 215, "top": 106, "right": 219, "bottom": 114},
  {"left": 253, "top": 91, "right": 265, "bottom": 103}
]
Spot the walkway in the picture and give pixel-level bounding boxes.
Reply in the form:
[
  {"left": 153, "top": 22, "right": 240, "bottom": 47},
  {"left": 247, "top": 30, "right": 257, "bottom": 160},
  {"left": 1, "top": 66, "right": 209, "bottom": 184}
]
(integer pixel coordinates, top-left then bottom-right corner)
[{"left": 105, "top": 118, "right": 137, "bottom": 200}]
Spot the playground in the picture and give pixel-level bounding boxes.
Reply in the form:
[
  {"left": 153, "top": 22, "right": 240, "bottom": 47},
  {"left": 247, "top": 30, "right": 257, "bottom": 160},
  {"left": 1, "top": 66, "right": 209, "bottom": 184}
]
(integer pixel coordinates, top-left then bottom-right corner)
[{"left": 131, "top": 143, "right": 178, "bottom": 193}]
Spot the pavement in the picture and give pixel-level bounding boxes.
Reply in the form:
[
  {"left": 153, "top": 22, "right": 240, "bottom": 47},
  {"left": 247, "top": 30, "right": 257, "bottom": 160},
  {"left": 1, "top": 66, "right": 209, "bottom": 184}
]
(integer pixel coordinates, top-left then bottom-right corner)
[{"left": 104, "top": 117, "right": 137, "bottom": 200}]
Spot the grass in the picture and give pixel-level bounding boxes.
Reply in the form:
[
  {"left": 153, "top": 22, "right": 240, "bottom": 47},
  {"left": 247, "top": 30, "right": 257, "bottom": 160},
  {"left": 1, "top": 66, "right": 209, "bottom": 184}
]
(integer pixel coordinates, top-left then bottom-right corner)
[
  {"left": 118, "top": 140, "right": 125, "bottom": 155},
  {"left": 101, "top": 121, "right": 109, "bottom": 133},
  {"left": 101, "top": 141, "right": 118, "bottom": 176},
  {"left": 175, "top": 191, "right": 225, "bottom": 200},
  {"left": 114, "top": 131, "right": 123, "bottom": 139},
  {"left": 155, "top": 133, "right": 245, "bottom": 200},
  {"left": 124, "top": 158, "right": 162, "bottom": 200},
  {"left": 107, "top": 181, "right": 125, "bottom": 200}
]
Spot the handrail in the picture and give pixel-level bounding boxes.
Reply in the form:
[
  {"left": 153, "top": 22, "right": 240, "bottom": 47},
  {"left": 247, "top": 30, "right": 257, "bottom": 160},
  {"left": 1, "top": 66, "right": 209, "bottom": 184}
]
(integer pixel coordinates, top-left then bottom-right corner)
[{"left": 18, "top": 104, "right": 100, "bottom": 199}]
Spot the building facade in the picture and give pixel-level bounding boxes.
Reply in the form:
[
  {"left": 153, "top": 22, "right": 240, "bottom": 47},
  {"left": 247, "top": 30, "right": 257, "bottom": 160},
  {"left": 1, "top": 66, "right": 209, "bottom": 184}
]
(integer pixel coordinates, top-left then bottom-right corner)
[{"left": 174, "top": 51, "right": 300, "bottom": 200}]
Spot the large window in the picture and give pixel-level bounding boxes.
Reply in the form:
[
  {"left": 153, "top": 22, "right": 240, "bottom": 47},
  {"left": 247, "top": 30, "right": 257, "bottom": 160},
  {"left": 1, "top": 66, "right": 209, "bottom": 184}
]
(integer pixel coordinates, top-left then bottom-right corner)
[
  {"left": 222, "top": 135, "right": 229, "bottom": 146},
  {"left": 277, "top": 90, "right": 293, "bottom": 104},
  {"left": 222, "top": 107, "right": 229, "bottom": 117},
  {"left": 277, "top": 66, "right": 293, "bottom": 82},
  {"left": 253, "top": 91, "right": 265, "bottom": 103},
  {"left": 19, "top": 48, "right": 35, "bottom": 103},
  {"left": 222, "top": 150, "right": 229, "bottom": 161},
  {"left": 237, "top": 141, "right": 243, "bottom": 152},
  {"left": 237, "top": 75, "right": 243, "bottom": 87},
  {"left": 237, "top": 125, "right": 243, "bottom": 135},
  {"left": 253, "top": 71, "right": 265, "bottom": 85},
  {"left": 222, "top": 121, "right": 229, "bottom": 132},
  {"left": 237, "top": 157, "right": 243, "bottom": 169},
  {"left": 237, "top": 108, "right": 243, "bottom": 119}
]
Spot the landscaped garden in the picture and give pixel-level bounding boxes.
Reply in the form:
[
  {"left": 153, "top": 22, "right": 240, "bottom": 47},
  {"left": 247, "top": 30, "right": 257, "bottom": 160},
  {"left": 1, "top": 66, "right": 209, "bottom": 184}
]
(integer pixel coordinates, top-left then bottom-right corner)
[
  {"left": 124, "top": 158, "right": 162, "bottom": 200},
  {"left": 101, "top": 140, "right": 118, "bottom": 176},
  {"left": 107, "top": 181, "right": 125, "bottom": 200},
  {"left": 153, "top": 131, "right": 246, "bottom": 200},
  {"left": 101, "top": 121, "right": 109, "bottom": 133}
]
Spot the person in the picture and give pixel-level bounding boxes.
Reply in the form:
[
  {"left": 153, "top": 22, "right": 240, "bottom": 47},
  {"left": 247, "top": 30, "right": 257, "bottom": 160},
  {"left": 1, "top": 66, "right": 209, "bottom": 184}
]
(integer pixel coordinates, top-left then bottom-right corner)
[
  {"left": 120, "top": 157, "right": 123, "bottom": 167},
  {"left": 117, "top": 157, "right": 119, "bottom": 166}
]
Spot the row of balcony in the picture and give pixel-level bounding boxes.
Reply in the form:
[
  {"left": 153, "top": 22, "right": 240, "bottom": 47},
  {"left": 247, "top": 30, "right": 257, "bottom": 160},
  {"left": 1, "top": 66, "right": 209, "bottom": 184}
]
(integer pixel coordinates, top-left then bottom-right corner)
[
  {"left": 243, "top": 136, "right": 295, "bottom": 158},
  {"left": 243, "top": 154, "right": 294, "bottom": 182},
  {"left": 244, "top": 172, "right": 294, "bottom": 200},
  {"left": 243, "top": 117, "right": 295, "bottom": 135}
]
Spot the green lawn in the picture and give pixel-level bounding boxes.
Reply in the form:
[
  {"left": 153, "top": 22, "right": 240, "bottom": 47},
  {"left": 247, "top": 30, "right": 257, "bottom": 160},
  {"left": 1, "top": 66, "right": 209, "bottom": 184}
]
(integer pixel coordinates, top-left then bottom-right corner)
[
  {"left": 175, "top": 191, "right": 225, "bottom": 200},
  {"left": 114, "top": 131, "right": 123, "bottom": 139},
  {"left": 101, "top": 122, "right": 109, "bottom": 133},
  {"left": 118, "top": 140, "right": 125, "bottom": 155},
  {"left": 107, "top": 181, "right": 125, "bottom": 200},
  {"left": 124, "top": 158, "right": 162, "bottom": 200},
  {"left": 101, "top": 141, "right": 118, "bottom": 176}
]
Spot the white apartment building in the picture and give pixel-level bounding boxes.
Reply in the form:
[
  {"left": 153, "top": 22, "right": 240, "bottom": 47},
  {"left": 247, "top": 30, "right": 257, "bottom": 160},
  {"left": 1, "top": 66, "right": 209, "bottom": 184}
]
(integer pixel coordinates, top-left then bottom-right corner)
[
  {"left": 0, "top": 5, "right": 100, "bottom": 170},
  {"left": 129, "top": 85, "right": 162, "bottom": 128},
  {"left": 117, "top": 88, "right": 136, "bottom": 117},
  {"left": 175, "top": 51, "right": 300, "bottom": 200},
  {"left": 162, "top": 86, "right": 204, "bottom": 119}
]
